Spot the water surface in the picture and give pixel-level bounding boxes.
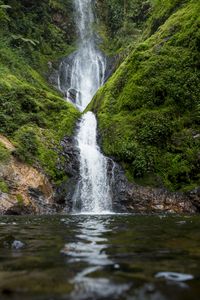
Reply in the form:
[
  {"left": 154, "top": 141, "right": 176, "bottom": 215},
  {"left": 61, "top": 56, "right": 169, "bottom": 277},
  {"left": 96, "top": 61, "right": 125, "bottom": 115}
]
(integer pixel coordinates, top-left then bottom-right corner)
[{"left": 0, "top": 214, "right": 200, "bottom": 299}]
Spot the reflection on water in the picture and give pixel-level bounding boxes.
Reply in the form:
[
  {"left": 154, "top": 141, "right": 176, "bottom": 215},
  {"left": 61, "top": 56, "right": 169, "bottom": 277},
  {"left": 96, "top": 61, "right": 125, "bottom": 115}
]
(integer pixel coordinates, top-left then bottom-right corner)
[
  {"left": 61, "top": 217, "right": 129, "bottom": 299},
  {"left": 0, "top": 214, "right": 200, "bottom": 300}
]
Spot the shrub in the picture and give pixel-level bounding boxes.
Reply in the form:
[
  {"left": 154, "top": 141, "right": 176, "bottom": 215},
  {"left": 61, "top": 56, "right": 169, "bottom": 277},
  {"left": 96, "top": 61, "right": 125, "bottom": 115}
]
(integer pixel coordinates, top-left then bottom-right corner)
[{"left": 0, "top": 142, "right": 10, "bottom": 162}]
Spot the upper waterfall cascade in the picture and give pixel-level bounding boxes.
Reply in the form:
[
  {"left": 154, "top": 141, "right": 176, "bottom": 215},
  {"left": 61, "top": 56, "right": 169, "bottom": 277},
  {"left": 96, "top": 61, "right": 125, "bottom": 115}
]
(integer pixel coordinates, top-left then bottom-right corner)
[
  {"left": 60, "top": 0, "right": 112, "bottom": 213},
  {"left": 58, "top": 0, "right": 106, "bottom": 111}
]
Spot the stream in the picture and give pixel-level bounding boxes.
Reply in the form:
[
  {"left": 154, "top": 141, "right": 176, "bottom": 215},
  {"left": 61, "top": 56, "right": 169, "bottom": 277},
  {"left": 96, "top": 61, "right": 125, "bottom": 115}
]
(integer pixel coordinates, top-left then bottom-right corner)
[{"left": 0, "top": 214, "right": 200, "bottom": 299}]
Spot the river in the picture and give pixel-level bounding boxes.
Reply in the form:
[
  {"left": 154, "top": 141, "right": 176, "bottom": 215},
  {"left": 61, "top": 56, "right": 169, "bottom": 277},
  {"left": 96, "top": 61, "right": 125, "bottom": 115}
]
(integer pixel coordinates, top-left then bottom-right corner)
[{"left": 0, "top": 214, "right": 200, "bottom": 299}]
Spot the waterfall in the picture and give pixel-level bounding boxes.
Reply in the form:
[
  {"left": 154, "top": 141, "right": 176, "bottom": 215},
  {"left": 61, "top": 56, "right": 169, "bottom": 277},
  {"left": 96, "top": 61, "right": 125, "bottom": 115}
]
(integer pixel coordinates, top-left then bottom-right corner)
[
  {"left": 61, "top": 0, "right": 112, "bottom": 213},
  {"left": 73, "top": 112, "right": 112, "bottom": 213},
  {"left": 58, "top": 0, "right": 106, "bottom": 111},
  {"left": 70, "top": 0, "right": 106, "bottom": 110}
]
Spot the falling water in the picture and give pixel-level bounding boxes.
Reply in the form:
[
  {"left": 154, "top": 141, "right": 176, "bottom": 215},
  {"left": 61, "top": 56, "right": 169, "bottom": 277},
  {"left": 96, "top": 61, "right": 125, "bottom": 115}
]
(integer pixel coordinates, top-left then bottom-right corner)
[
  {"left": 73, "top": 112, "right": 112, "bottom": 213},
  {"left": 58, "top": 0, "right": 106, "bottom": 111},
  {"left": 70, "top": 0, "right": 106, "bottom": 110},
  {"left": 61, "top": 0, "right": 112, "bottom": 213}
]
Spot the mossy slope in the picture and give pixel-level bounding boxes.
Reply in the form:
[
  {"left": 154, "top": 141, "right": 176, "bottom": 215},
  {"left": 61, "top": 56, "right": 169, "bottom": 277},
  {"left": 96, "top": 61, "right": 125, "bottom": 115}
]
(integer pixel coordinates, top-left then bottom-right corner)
[
  {"left": 0, "top": 0, "right": 80, "bottom": 185},
  {"left": 91, "top": 0, "right": 200, "bottom": 192}
]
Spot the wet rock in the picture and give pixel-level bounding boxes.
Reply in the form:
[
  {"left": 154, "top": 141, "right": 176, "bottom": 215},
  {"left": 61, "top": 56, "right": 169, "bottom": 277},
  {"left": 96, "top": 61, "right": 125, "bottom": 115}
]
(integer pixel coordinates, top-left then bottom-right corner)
[
  {"left": 0, "top": 193, "right": 18, "bottom": 215},
  {"left": 49, "top": 52, "right": 77, "bottom": 92},
  {"left": 104, "top": 55, "right": 119, "bottom": 83},
  {"left": 2, "top": 236, "right": 25, "bottom": 250},
  {"left": 155, "top": 272, "right": 194, "bottom": 282},
  {"left": 12, "top": 240, "right": 25, "bottom": 250},
  {"left": 48, "top": 51, "right": 118, "bottom": 98},
  {"left": 108, "top": 161, "right": 198, "bottom": 214},
  {"left": 0, "top": 192, "right": 32, "bottom": 215},
  {"left": 55, "top": 135, "right": 80, "bottom": 211},
  {"left": 68, "top": 88, "right": 80, "bottom": 103},
  {"left": 28, "top": 187, "right": 56, "bottom": 214},
  {"left": 187, "top": 188, "right": 200, "bottom": 211}
]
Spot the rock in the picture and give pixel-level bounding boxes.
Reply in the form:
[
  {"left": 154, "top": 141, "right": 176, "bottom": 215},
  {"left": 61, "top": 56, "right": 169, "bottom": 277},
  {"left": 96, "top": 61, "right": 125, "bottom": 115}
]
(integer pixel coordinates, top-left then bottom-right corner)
[
  {"left": 0, "top": 134, "right": 55, "bottom": 215},
  {"left": 187, "top": 188, "right": 200, "bottom": 211},
  {"left": 54, "top": 135, "right": 80, "bottom": 211},
  {"left": 0, "top": 192, "right": 31, "bottom": 215},
  {"left": 67, "top": 88, "right": 80, "bottom": 103},
  {"left": 28, "top": 187, "right": 56, "bottom": 214},
  {"left": 12, "top": 240, "right": 25, "bottom": 250},
  {"left": 52, "top": 12, "right": 65, "bottom": 24},
  {"left": 0, "top": 193, "right": 18, "bottom": 215},
  {"left": 108, "top": 161, "right": 198, "bottom": 214},
  {"left": 155, "top": 272, "right": 194, "bottom": 282},
  {"left": 47, "top": 61, "right": 52, "bottom": 69},
  {"left": 2, "top": 236, "right": 25, "bottom": 250}
]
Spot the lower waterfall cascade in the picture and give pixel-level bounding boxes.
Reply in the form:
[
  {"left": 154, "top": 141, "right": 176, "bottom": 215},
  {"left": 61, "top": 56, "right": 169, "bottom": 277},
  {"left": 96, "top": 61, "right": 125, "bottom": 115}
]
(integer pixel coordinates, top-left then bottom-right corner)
[{"left": 73, "top": 112, "right": 112, "bottom": 213}]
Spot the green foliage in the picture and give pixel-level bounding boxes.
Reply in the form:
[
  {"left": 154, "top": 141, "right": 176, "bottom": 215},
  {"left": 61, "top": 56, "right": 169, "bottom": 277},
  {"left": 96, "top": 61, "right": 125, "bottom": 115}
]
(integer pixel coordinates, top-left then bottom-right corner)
[
  {"left": 92, "top": 0, "right": 200, "bottom": 192},
  {"left": 16, "top": 194, "right": 24, "bottom": 206},
  {"left": 0, "top": 180, "right": 9, "bottom": 193},
  {"left": 0, "top": 142, "right": 10, "bottom": 162},
  {"left": 0, "top": 0, "right": 80, "bottom": 185},
  {"left": 96, "top": 0, "right": 151, "bottom": 54},
  {"left": 0, "top": 0, "right": 76, "bottom": 69},
  {"left": 14, "top": 128, "right": 38, "bottom": 163},
  {"left": 13, "top": 120, "right": 78, "bottom": 184}
]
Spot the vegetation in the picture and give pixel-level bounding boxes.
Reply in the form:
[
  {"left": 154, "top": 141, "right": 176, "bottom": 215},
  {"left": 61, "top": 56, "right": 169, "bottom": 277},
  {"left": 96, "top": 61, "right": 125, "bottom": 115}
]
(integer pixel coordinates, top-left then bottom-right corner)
[
  {"left": 0, "top": 0, "right": 80, "bottom": 185},
  {"left": 16, "top": 194, "right": 24, "bottom": 206},
  {"left": 95, "top": 0, "right": 151, "bottom": 54},
  {"left": 91, "top": 0, "right": 200, "bottom": 192},
  {"left": 0, "top": 0, "right": 199, "bottom": 193},
  {"left": 0, "top": 142, "right": 11, "bottom": 163},
  {"left": 0, "top": 179, "right": 9, "bottom": 193}
]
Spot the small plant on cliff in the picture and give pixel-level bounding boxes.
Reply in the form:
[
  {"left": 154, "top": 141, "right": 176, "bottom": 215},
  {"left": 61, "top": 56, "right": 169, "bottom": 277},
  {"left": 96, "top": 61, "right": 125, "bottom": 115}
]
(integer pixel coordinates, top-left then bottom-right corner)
[
  {"left": 0, "top": 142, "right": 10, "bottom": 162},
  {"left": 16, "top": 194, "right": 24, "bottom": 206},
  {"left": 0, "top": 180, "right": 9, "bottom": 193}
]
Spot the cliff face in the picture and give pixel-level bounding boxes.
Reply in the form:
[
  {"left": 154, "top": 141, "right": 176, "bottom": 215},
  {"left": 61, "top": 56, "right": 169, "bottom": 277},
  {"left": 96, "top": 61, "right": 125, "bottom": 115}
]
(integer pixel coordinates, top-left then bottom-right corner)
[
  {"left": 0, "top": 135, "right": 55, "bottom": 214},
  {"left": 91, "top": 0, "right": 200, "bottom": 194}
]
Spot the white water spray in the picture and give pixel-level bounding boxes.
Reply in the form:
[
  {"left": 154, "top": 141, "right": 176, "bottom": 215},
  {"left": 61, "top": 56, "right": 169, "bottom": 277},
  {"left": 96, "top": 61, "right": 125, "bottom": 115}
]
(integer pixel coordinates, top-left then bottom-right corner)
[{"left": 62, "top": 0, "right": 112, "bottom": 213}]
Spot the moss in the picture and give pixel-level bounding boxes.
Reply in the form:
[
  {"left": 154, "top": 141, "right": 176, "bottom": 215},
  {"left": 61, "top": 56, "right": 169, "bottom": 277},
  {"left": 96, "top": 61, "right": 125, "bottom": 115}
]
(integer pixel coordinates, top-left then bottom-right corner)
[
  {"left": 0, "top": 180, "right": 9, "bottom": 193},
  {"left": 0, "top": 142, "right": 10, "bottom": 163},
  {"left": 91, "top": 0, "right": 200, "bottom": 191},
  {"left": 16, "top": 194, "right": 24, "bottom": 206},
  {"left": 13, "top": 111, "right": 79, "bottom": 184}
]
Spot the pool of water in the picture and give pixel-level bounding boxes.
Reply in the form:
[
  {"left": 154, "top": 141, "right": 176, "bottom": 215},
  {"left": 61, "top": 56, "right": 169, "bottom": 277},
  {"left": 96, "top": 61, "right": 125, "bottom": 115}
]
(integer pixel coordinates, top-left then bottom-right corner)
[{"left": 0, "top": 214, "right": 200, "bottom": 300}]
